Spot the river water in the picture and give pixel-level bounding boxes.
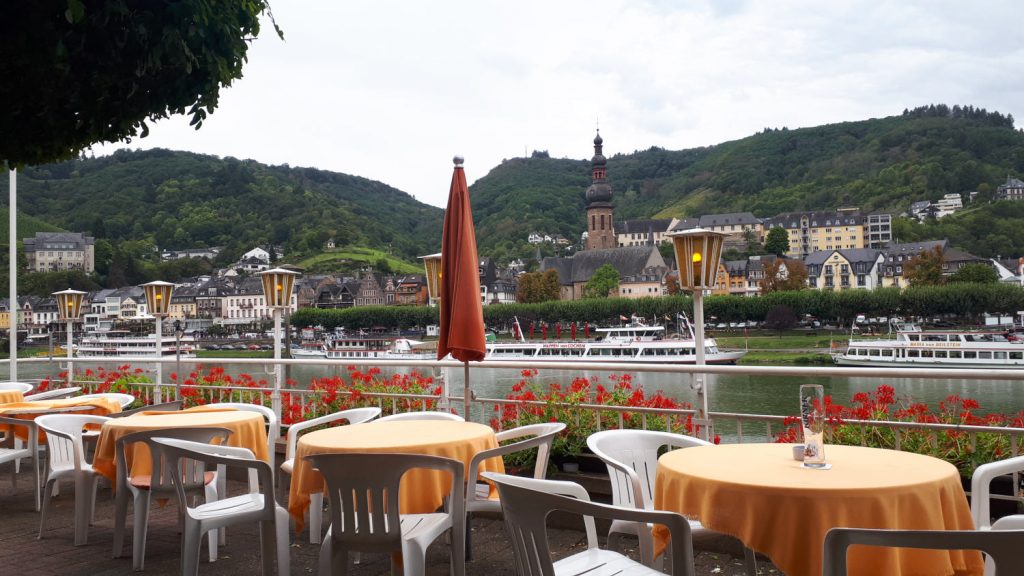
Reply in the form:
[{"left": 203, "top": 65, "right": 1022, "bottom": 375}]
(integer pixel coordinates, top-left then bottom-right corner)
[{"left": 8, "top": 358, "right": 1023, "bottom": 421}]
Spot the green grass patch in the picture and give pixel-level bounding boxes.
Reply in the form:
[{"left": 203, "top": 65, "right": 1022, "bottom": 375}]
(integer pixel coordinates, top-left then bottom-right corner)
[
  {"left": 195, "top": 349, "right": 273, "bottom": 359},
  {"left": 738, "top": 351, "right": 834, "bottom": 365},
  {"left": 294, "top": 246, "right": 420, "bottom": 274},
  {"left": 714, "top": 331, "right": 842, "bottom": 350}
]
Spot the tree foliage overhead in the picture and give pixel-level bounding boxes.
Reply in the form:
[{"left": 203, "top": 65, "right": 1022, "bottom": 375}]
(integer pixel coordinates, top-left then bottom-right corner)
[
  {"left": 903, "top": 247, "right": 946, "bottom": 286},
  {"left": 1, "top": 1, "right": 281, "bottom": 167},
  {"left": 516, "top": 270, "right": 560, "bottom": 303},
  {"left": 584, "top": 264, "right": 620, "bottom": 299}
]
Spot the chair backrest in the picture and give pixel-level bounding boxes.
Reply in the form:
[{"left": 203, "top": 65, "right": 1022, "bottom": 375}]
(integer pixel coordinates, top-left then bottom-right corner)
[
  {"left": 152, "top": 437, "right": 274, "bottom": 517},
  {"left": 484, "top": 472, "right": 694, "bottom": 576},
  {"left": 0, "top": 382, "right": 34, "bottom": 394},
  {"left": 823, "top": 528, "right": 1024, "bottom": 576},
  {"left": 78, "top": 392, "right": 137, "bottom": 409},
  {"left": 36, "top": 414, "right": 111, "bottom": 472},
  {"left": 283, "top": 407, "right": 380, "bottom": 461},
  {"left": 116, "top": 427, "right": 231, "bottom": 497},
  {"left": 112, "top": 400, "right": 184, "bottom": 418},
  {"left": 587, "top": 429, "right": 710, "bottom": 511},
  {"left": 494, "top": 422, "right": 566, "bottom": 479},
  {"left": 377, "top": 411, "right": 464, "bottom": 422},
  {"left": 971, "top": 455, "right": 1024, "bottom": 531},
  {"left": 206, "top": 402, "right": 279, "bottom": 450},
  {"left": 24, "top": 387, "right": 82, "bottom": 401},
  {"left": 307, "top": 452, "right": 465, "bottom": 554}
]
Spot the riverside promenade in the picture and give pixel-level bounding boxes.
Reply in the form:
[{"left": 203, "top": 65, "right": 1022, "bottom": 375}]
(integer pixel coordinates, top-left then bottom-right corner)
[{"left": 0, "top": 469, "right": 773, "bottom": 575}]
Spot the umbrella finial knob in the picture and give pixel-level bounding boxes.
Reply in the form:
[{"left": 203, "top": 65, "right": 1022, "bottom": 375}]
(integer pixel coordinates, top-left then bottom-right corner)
[{"left": 453, "top": 155, "right": 464, "bottom": 167}]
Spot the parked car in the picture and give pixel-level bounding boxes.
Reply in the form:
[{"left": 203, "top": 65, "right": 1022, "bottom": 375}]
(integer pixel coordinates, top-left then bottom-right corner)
[{"left": 206, "top": 344, "right": 220, "bottom": 351}]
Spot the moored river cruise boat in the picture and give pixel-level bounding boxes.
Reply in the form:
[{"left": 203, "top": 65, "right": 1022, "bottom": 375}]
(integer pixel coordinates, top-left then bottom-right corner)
[
  {"left": 76, "top": 330, "right": 197, "bottom": 358},
  {"left": 484, "top": 318, "right": 745, "bottom": 364},
  {"left": 833, "top": 321, "right": 1024, "bottom": 369}
]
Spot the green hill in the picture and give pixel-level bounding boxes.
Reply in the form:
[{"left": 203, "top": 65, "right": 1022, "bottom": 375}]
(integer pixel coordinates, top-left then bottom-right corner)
[
  {"left": 13, "top": 149, "right": 444, "bottom": 263},
  {"left": 0, "top": 208, "right": 63, "bottom": 243},
  {"left": 471, "top": 106, "right": 1024, "bottom": 260}
]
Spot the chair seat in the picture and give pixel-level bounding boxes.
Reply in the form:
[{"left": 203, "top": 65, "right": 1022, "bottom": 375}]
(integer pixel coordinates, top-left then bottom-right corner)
[
  {"left": 191, "top": 493, "right": 268, "bottom": 521},
  {"left": 130, "top": 471, "right": 216, "bottom": 490},
  {"left": 553, "top": 548, "right": 662, "bottom": 575},
  {"left": 279, "top": 458, "right": 293, "bottom": 475}
]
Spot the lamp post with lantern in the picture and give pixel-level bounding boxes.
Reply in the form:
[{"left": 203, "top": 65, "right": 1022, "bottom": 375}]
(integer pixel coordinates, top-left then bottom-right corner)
[
  {"left": 53, "top": 288, "right": 86, "bottom": 387},
  {"left": 667, "top": 228, "right": 727, "bottom": 441},
  {"left": 142, "top": 281, "right": 174, "bottom": 402},
  {"left": 259, "top": 267, "right": 298, "bottom": 421}
]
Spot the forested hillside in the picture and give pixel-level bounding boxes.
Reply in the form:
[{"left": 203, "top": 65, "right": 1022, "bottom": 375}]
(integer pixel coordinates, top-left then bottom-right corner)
[
  {"left": 15, "top": 149, "right": 444, "bottom": 265},
  {"left": 472, "top": 106, "right": 1024, "bottom": 262}
]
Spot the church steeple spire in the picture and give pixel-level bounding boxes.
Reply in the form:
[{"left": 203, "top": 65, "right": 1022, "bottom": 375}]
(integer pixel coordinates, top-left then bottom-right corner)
[{"left": 585, "top": 130, "right": 614, "bottom": 250}]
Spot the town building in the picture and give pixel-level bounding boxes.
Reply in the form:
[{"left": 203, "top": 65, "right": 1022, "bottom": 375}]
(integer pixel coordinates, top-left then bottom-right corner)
[
  {"left": 933, "top": 193, "right": 963, "bottom": 218},
  {"left": 614, "top": 218, "right": 676, "bottom": 247},
  {"left": 864, "top": 213, "right": 893, "bottom": 248},
  {"left": 764, "top": 210, "right": 866, "bottom": 259},
  {"left": 161, "top": 247, "right": 222, "bottom": 261},
  {"left": 805, "top": 248, "right": 884, "bottom": 291},
  {"left": 996, "top": 176, "right": 1024, "bottom": 201},
  {"left": 698, "top": 213, "right": 763, "bottom": 245},
  {"left": 541, "top": 246, "right": 667, "bottom": 301},
  {"left": 584, "top": 131, "right": 615, "bottom": 250},
  {"left": 880, "top": 240, "right": 947, "bottom": 287},
  {"left": 23, "top": 232, "right": 95, "bottom": 273}
]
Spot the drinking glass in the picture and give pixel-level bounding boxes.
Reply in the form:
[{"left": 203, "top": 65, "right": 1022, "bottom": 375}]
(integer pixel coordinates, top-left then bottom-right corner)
[{"left": 800, "top": 384, "right": 829, "bottom": 469}]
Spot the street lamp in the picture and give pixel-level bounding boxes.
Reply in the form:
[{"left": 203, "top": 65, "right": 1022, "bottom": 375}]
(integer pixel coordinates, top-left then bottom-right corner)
[
  {"left": 419, "top": 253, "right": 442, "bottom": 307},
  {"left": 142, "top": 280, "right": 174, "bottom": 401},
  {"left": 259, "top": 267, "right": 298, "bottom": 421},
  {"left": 173, "top": 319, "right": 184, "bottom": 401},
  {"left": 53, "top": 288, "right": 86, "bottom": 387},
  {"left": 667, "top": 228, "right": 727, "bottom": 441}
]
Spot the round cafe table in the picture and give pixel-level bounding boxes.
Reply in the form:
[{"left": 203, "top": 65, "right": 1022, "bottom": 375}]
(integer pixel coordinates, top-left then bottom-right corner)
[
  {"left": 654, "top": 443, "right": 983, "bottom": 576},
  {"left": 288, "top": 420, "right": 505, "bottom": 533},
  {"left": 92, "top": 407, "right": 270, "bottom": 482}
]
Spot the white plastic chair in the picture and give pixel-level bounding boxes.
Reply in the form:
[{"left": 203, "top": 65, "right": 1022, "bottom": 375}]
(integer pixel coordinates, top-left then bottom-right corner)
[
  {"left": 35, "top": 413, "right": 110, "bottom": 545},
  {"left": 280, "top": 407, "right": 380, "bottom": 544},
  {"left": 154, "top": 437, "right": 291, "bottom": 576},
  {"left": 823, "top": 527, "right": 1024, "bottom": 576},
  {"left": 25, "top": 386, "right": 82, "bottom": 401},
  {"left": 0, "top": 416, "right": 42, "bottom": 510},
  {"left": 204, "top": 402, "right": 279, "bottom": 468},
  {"left": 971, "top": 455, "right": 1024, "bottom": 576},
  {"left": 112, "top": 427, "right": 231, "bottom": 570},
  {"left": 78, "top": 392, "right": 138, "bottom": 409},
  {"left": 483, "top": 472, "right": 696, "bottom": 576},
  {"left": 0, "top": 381, "right": 35, "bottom": 394},
  {"left": 377, "top": 411, "right": 464, "bottom": 422},
  {"left": 308, "top": 452, "right": 466, "bottom": 576},
  {"left": 587, "top": 429, "right": 757, "bottom": 573},
  {"left": 466, "top": 422, "right": 565, "bottom": 557}
]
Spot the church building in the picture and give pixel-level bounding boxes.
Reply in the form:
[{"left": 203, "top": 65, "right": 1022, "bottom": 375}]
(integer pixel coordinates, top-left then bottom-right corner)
[{"left": 585, "top": 132, "right": 615, "bottom": 250}]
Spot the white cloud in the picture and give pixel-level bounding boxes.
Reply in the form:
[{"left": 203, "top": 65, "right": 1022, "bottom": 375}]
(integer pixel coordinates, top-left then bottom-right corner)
[{"left": 95, "top": 0, "right": 1024, "bottom": 208}]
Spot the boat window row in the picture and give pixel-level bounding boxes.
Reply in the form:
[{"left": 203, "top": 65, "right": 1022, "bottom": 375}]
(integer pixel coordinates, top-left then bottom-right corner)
[
  {"left": 850, "top": 348, "right": 1024, "bottom": 360},
  {"left": 905, "top": 333, "right": 1010, "bottom": 343}
]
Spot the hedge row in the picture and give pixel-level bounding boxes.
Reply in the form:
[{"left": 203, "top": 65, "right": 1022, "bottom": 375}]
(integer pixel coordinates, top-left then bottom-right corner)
[{"left": 290, "top": 283, "right": 1024, "bottom": 330}]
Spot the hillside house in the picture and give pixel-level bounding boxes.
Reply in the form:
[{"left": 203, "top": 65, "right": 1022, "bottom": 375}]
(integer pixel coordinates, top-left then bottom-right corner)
[
  {"left": 24, "top": 232, "right": 96, "bottom": 273},
  {"left": 805, "top": 248, "right": 884, "bottom": 291}
]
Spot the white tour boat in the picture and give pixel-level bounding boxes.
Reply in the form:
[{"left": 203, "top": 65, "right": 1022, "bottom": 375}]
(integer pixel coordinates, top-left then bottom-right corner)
[
  {"left": 484, "top": 317, "right": 745, "bottom": 364},
  {"left": 76, "top": 330, "right": 196, "bottom": 358},
  {"left": 291, "top": 340, "right": 327, "bottom": 358},
  {"left": 833, "top": 321, "right": 1024, "bottom": 369},
  {"left": 324, "top": 335, "right": 434, "bottom": 360}
]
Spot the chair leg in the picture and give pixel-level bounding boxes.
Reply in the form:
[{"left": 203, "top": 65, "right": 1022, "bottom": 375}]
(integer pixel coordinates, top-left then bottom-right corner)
[
  {"left": 133, "top": 493, "right": 152, "bottom": 571},
  {"left": 743, "top": 546, "right": 758, "bottom": 575},
  {"left": 275, "top": 508, "right": 291, "bottom": 576},
  {"left": 73, "top": 474, "right": 91, "bottom": 546},
  {"left": 450, "top": 525, "right": 466, "bottom": 576},
  {"left": 204, "top": 482, "right": 219, "bottom": 562},
  {"left": 319, "top": 534, "right": 347, "bottom": 576},
  {"left": 259, "top": 520, "right": 276, "bottom": 576},
  {"left": 310, "top": 492, "right": 323, "bottom": 544},
  {"left": 89, "top": 475, "right": 99, "bottom": 525},
  {"left": 181, "top": 521, "right": 202, "bottom": 576},
  {"left": 465, "top": 513, "right": 473, "bottom": 562},
  {"left": 38, "top": 478, "right": 55, "bottom": 539},
  {"left": 32, "top": 451, "right": 41, "bottom": 512},
  {"left": 113, "top": 488, "right": 129, "bottom": 558}
]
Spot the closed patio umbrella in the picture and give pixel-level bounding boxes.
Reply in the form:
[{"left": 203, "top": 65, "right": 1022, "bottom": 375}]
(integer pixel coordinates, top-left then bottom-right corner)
[{"left": 436, "top": 156, "right": 486, "bottom": 420}]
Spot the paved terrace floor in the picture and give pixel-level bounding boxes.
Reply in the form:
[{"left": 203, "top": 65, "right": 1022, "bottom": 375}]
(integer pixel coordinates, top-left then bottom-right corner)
[{"left": 0, "top": 465, "right": 780, "bottom": 575}]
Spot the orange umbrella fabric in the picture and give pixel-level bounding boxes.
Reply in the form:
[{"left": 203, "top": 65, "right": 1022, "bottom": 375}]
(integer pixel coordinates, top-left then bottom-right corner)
[{"left": 436, "top": 157, "right": 486, "bottom": 363}]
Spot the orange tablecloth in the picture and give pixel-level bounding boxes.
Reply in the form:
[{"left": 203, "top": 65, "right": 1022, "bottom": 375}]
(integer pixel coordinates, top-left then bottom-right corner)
[
  {"left": 654, "top": 443, "right": 982, "bottom": 576},
  {"left": 0, "top": 390, "right": 25, "bottom": 404},
  {"left": 92, "top": 407, "right": 269, "bottom": 482},
  {"left": 0, "top": 397, "right": 122, "bottom": 441},
  {"left": 288, "top": 420, "right": 505, "bottom": 533}
]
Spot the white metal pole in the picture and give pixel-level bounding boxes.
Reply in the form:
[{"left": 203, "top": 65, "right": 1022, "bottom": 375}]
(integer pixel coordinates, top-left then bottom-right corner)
[
  {"left": 8, "top": 168, "right": 17, "bottom": 382},
  {"left": 154, "top": 316, "right": 163, "bottom": 403},
  {"left": 66, "top": 319, "right": 73, "bottom": 387},
  {"left": 272, "top": 308, "right": 282, "bottom": 421},
  {"left": 693, "top": 290, "right": 712, "bottom": 441}
]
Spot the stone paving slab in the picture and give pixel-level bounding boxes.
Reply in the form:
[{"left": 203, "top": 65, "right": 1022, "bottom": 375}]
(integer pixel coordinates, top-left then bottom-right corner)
[{"left": 0, "top": 463, "right": 778, "bottom": 575}]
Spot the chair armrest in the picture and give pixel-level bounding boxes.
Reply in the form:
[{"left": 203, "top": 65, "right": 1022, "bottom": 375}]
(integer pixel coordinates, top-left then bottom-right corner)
[
  {"left": 971, "top": 455, "right": 1024, "bottom": 530},
  {"left": 468, "top": 432, "right": 554, "bottom": 493},
  {"left": 824, "top": 528, "right": 1024, "bottom": 576},
  {"left": 0, "top": 417, "right": 38, "bottom": 450}
]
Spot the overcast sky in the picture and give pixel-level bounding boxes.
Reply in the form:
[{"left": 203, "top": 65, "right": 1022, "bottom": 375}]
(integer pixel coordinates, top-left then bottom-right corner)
[{"left": 97, "top": 0, "right": 1024, "bottom": 208}]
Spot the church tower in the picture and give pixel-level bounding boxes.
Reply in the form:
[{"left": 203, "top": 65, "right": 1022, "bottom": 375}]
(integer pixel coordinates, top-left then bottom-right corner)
[{"left": 585, "top": 131, "right": 614, "bottom": 250}]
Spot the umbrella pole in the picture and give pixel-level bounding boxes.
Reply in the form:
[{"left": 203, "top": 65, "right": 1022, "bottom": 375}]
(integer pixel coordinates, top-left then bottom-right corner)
[{"left": 463, "top": 361, "right": 471, "bottom": 422}]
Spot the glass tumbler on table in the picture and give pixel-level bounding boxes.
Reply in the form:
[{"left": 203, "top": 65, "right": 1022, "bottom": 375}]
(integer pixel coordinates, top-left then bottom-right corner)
[{"left": 800, "top": 384, "right": 829, "bottom": 469}]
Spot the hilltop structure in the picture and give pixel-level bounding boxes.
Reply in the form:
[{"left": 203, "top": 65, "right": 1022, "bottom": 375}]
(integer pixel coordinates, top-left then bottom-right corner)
[
  {"left": 23, "top": 232, "right": 95, "bottom": 273},
  {"left": 584, "top": 131, "right": 615, "bottom": 250}
]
